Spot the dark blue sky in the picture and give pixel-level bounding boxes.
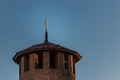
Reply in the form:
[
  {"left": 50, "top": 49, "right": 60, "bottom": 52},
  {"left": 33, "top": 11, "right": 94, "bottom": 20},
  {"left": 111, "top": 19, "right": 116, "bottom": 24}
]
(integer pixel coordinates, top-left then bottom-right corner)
[{"left": 0, "top": 0, "right": 120, "bottom": 80}]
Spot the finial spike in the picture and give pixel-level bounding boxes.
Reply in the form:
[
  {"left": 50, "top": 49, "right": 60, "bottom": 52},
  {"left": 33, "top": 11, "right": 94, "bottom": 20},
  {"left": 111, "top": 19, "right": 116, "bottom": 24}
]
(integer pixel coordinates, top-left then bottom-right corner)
[{"left": 44, "top": 18, "right": 48, "bottom": 43}]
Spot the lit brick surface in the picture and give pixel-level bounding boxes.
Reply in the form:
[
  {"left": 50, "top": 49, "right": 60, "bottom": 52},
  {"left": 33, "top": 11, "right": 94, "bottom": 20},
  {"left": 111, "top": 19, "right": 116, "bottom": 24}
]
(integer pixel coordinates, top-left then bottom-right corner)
[{"left": 19, "top": 52, "right": 76, "bottom": 80}]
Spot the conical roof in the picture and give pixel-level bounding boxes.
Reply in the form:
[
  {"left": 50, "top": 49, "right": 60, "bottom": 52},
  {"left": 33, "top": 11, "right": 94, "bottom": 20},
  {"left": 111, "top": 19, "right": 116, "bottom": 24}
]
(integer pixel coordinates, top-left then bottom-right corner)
[
  {"left": 13, "top": 41, "right": 82, "bottom": 64},
  {"left": 13, "top": 19, "right": 82, "bottom": 64}
]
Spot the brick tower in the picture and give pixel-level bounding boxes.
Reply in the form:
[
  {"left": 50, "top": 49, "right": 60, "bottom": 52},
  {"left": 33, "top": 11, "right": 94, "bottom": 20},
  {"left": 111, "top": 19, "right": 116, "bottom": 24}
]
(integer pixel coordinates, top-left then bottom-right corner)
[{"left": 13, "top": 19, "right": 82, "bottom": 80}]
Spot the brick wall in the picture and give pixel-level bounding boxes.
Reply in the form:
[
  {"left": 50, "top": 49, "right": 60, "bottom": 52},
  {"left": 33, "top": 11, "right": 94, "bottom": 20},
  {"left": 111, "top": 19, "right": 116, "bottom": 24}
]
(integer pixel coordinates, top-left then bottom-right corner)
[{"left": 20, "top": 51, "right": 76, "bottom": 80}]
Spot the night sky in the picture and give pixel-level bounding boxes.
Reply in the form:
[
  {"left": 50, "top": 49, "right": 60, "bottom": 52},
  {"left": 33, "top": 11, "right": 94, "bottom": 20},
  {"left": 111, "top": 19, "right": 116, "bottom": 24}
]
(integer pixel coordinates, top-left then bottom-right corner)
[{"left": 0, "top": 0, "right": 120, "bottom": 80}]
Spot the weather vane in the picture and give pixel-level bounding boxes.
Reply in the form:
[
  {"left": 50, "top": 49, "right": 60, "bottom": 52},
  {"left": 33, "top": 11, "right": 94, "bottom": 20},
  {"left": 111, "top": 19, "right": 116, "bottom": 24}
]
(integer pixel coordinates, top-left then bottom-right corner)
[
  {"left": 45, "top": 18, "right": 48, "bottom": 31},
  {"left": 44, "top": 18, "right": 48, "bottom": 43}
]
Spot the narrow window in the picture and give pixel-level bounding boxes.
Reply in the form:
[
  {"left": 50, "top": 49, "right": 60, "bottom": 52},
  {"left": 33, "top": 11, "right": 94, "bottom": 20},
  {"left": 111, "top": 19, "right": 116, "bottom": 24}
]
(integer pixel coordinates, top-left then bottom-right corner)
[
  {"left": 73, "top": 58, "right": 75, "bottom": 73},
  {"left": 24, "top": 54, "right": 29, "bottom": 72},
  {"left": 34, "top": 52, "right": 43, "bottom": 69},
  {"left": 19, "top": 60, "right": 21, "bottom": 75},
  {"left": 64, "top": 53, "right": 69, "bottom": 70},
  {"left": 50, "top": 52, "right": 57, "bottom": 69},
  {"left": 64, "top": 53, "right": 69, "bottom": 61},
  {"left": 19, "top": 60, "right": 21, "bottom": 80}
]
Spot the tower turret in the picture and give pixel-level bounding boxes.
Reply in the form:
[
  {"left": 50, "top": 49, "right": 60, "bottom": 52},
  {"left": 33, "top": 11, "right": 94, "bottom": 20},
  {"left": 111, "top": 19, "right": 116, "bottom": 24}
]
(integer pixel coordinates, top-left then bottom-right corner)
[{"left": 13, "top": 19, "right": 82, "bottom": 80}]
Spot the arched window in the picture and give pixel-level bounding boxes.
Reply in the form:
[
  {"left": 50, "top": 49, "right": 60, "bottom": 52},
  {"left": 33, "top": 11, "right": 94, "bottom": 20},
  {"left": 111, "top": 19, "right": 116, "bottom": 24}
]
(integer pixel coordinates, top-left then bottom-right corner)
[
  {"left": 73, "top": 57, "right": 75, "bottom": 73},
  {"left": 64, "top": 53, "right": 69, "bottom": 70},
  {"left": 19, "top": 60, "right": 21, "bottom": 75},
  {"left": 50, "top": 52, "right": 57, "bottom": 69},
  {"left": 34, "top": 52, "right": 43, "bottom": 69},
  {"left": 24, "top": 54, "right": 29, "bottom": 71}
]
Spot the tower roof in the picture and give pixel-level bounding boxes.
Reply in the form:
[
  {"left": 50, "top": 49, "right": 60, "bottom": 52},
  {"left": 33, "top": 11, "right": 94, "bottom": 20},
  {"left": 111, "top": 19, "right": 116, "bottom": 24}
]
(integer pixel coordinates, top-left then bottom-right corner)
[
  {"left": 13, "top": 19, "right": 82, "bottom": 64},
  {"left": 13, "top": 41, "right": 82, "bottom": 64}
]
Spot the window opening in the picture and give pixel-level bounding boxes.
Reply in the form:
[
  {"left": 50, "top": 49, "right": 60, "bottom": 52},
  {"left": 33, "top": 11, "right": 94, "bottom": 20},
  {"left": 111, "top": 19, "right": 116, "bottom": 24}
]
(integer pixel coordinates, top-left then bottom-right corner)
[
  {"left": 64, "top": 53, "right": 69, "bottom": 70},
  {"left": 19, "top": 60, "right": 21, "bottom": 75},
  {"left": 34, "top": 52, "right": 43, "bottom": 69},
  {"left": 50, "top": 52, "right": 57, "bottom": 69},
  {"left": 73, "top": 58, "right": 75, "bottom": 73},
  {"left": 24, "top": 54, "right": 29, "bottom": 71}
]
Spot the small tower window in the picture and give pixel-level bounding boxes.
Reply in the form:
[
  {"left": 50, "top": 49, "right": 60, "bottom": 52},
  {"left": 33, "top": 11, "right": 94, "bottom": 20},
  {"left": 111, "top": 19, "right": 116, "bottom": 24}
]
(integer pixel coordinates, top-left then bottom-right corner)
[
  {"left": 64, "top": 53, "right": 69, "bottom": 70},
  {"left": 19, "top": 60, "right": 21, "bottom": 75},
  {"left": 73, "top": 58, "right": 75, "bottom": 73},
  {"left": 34, "top": 52, "right": 43, "bottom": 69},
  {"left": 50, "top": 52, "right": 57, "bottom": 69},
  {"left": 24, "top": 54, "right": 29, "bottom": 72}
]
